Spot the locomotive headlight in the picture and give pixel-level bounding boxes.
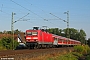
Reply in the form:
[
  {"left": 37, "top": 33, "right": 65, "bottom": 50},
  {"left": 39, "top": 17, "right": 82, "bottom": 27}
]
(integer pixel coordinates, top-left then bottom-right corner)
[
  {"left": 26, "top": 37, "right": 31, "bottom": 39},
  {"left": 34, "top": 40, "right": 38, "bottom": 41},
  {"left": 34, "top": 40, "right": 36, "bottom": 41},
  {"left": 33, "top": 37, "right": 38, "bottom": 39},
  {"left": 26, "top": 39, "right": 29, "bottom": 41}
]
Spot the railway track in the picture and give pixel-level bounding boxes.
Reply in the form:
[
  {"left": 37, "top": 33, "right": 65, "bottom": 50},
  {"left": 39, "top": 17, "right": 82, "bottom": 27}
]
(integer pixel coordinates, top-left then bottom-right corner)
[{"left": 0, "top": 47, "right": 74, "bottom": 60}]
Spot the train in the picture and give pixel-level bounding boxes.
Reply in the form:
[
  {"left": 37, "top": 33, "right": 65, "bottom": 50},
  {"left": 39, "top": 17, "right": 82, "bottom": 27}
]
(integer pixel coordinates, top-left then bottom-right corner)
[{"left": 25, "top": 27, "right": 81, "bottom": 49}]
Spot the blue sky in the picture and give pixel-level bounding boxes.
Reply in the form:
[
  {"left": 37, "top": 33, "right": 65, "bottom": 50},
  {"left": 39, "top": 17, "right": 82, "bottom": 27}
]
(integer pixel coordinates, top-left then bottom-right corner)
[{"left": 0, "top": 0, "right": 90, "bottom": 39}]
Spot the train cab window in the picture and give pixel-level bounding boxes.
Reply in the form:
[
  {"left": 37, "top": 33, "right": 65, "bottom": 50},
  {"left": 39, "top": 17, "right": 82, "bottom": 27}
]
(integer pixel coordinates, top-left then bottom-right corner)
[
  {"left": 32, "top": 32, "right": 38, "bottom": 35},
  {"left": 27, "top": 32, "right": 38, "bottom": 35},
  {"left": 27, "top": 32, "right": 32, "bottom": 35}
]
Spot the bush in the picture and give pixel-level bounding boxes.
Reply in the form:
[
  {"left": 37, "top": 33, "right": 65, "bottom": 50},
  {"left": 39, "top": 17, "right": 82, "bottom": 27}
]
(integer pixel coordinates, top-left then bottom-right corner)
[
  {"left": 72, "top": 52, "right": 83, "bottom": 59},
  {"left": 74, "top": 45, "right": 90, "bottom": 55},
  {"left": 84, "top": 45, "right": 90, "bottom": 54},
  {"left": 0, "top": 46, "right": 6, "bottom": 50},
  {"left": 74, "top": 45, "right": 85, "bottom": 54},
  {"left": 46, "top": 53, "right": 80, "bottom": 60},
  {"left": 0, "top": 40, "right": 7, "bottom": 50},
  {"left": 1, "top": 37, "right": 19, "bottom": 50},
  {"left": 86, "top": 55, "right": 90, "bottom": 60}
]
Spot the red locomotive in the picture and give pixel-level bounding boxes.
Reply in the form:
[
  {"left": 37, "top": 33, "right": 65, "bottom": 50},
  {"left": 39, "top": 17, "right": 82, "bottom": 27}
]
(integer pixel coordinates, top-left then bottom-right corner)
[{"left": 25, "top": 27, "right": 81, "bottom": 49}]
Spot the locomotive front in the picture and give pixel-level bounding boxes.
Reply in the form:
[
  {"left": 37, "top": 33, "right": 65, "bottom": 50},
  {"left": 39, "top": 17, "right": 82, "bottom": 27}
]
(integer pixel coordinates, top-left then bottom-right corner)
[
  {"left": 25, "top": 27, "right": 54, "bottom": 49},
  {"left": 26, "top": 30, "right": 38, "bottom": 42},
  {"left": 25, "top": 29, "right": 39, "bottom": 49}
]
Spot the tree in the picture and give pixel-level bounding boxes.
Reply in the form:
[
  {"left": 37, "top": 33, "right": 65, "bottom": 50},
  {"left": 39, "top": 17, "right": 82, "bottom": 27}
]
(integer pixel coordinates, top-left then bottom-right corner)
[
  {"left": 0, "top": 31, "right": 2, "bottom": 34},
  {"left": 14, "top": 29, "right": 20, "bottom": 34},
  {"left": 7, "top": 31, "right": 12, "bottom": 34},
  {"left": 78, "top": 29, "right": 86, "bottom": 44},
  {"left": 87, "top": 38, "right": 90, "bottom": 46},
  {"left": 63, "top": 28, "right": 78, "bottom": 39},
  {"left": 58, "top": 29, "right": 63, "bottom": 36},
  {"left": 54, "top": 28, "right": 59, "bottom": 35},
  {"left": 47, "top": 28, "right": 54, "bottom": 34},
  {"left": 69, "top": 28, "right": 78, "bottom": 40}
]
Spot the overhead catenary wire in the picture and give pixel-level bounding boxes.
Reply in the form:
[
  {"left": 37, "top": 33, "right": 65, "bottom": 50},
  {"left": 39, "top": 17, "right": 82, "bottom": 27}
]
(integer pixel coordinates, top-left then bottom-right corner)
[
  {"left": 10, "top": 0, "right": 62, "bottom": 28},
  {"left": 24, "top": 1, "right": 62, "bottom": 28},
  {"left": 24, "top": 0, "right": 60, "bottom": 23},
  {"left": 0, "top": 10, "right": 10, "bottom": 15},
  {"left": 0, "top": 1, "right": 65, "bottom": 29},
  {"left": 10, "top": 0, "right": 48, "bottom": 21},
  {"left": 1, "top": 4, "right": 3, "bottom": 12},
  {"left": 14, "top": 13, "right": 30, "bottom": 23},
  {"left": 0, "top": 4, "right": 11, "bottom": 15},
  {"left": 24, "top": 0, "right": 47, "bottom": 14},
  {"left": 50, "top": 13, "right": 67, "bottom": 22},
  {"left": 0, "top": 4, "right": 9, "bottom": 15}
]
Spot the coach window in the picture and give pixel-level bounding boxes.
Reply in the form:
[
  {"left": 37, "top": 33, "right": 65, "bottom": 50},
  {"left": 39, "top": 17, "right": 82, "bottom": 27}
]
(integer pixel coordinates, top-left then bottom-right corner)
[
  {"left": 62, "top": 40, "right": 64, "bottom": 42},
  {"left": 59, "top": 39, "right": 61, "bottom": 42},
  {"left": 60, "top": 40, "right": 63, "bottom": 42}
]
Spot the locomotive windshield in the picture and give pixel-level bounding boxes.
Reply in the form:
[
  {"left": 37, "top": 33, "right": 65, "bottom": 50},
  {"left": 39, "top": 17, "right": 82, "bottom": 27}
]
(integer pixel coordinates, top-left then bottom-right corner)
[
  {"left": 27, "top": 32, "right": 38, "bottom": 35},
  {"left": 32, "top": 32, "right": 38, "bottom": 35}
]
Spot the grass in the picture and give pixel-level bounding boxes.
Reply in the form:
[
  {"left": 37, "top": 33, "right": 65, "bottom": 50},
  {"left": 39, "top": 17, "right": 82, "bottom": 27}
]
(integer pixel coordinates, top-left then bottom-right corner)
[
  {"left": 29, "top": 45, "right": 90, "bottom": 60},
  {"left": 1, "top": 45, "right": 89, "bottom": 60},
  {"left": 46, "top": 52, "right": 82, "bottom": 60},
  {"left": 29, "top": 50, "right": 71, "bottom": 60}
]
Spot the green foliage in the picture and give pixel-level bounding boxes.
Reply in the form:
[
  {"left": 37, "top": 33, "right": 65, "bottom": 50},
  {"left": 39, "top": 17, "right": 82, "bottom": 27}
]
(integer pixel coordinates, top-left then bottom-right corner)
[
  {"left": 0, "top": 40, "right": 7, "bottom": 50},
  {"left": 14, "top": 29, "right": 21, "bottom": 34},
  {"left": 54, "top": 53, "right": 78, "bottom": 60},
  {"left": 72, "top": 52, "right": 83, "bottom": 58},
  {"left": 1, "top": 37, "right": 19, "bottom": 50},
  {"left": 86, "top": 55, "right": 90, "bottom": 60},
  {"left": 0, "top": 29, "right": 21, "bottom": 34},
  {"left": 84, "top": 45, "right": 90, "bottom": 54},
  {"left": 58, "top": 54, "right": 77, "bottom": 60},
  {"left": 47, "top": 58, "right": 54, "bottom": 60},
  {"left": 46, "top": 45, "right": 90, "bottom": 60},
  {"left": 0, "top": 46, "right": 7, "bottom": 50},
  {"left": 87, "top": 38, "right": 90, "bottom": 47},
  {"left": 0, "top": 31, "right": 3, "bottom": 34},
  {"left": 74, "top": 45, "right": 84, "bottom": 54},
  {"left": 74, "top": 45, "right": 90, "bottom": 54},
  {"left": 0, "top": 40, "right": 2, "bottom": 46}
]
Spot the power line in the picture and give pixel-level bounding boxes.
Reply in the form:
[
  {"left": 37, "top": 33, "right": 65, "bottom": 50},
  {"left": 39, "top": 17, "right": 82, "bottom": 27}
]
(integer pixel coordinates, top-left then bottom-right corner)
[
  {"left": 44, "top": 19, "right": 62, "bottom": 28},
  {"left": 10, "top": 0, "right": 47, "bottom": 21},
  {"left": 10, "top": 0, "right": 64, "bottom": 28},
  {"left": 24, "top": 0, "right": 47, "bottom": 14},
  {"left": 24, "top": 0, "right": 59, "bottom": 21},
  {"left": 0, "top": 10, "right": 10, "bottom": 15},
  {"left": 50, "top": 13, "right": 67, "bottom": 22},
  {"left": 0, "top": 4, "right": 3, "bottom": 12},
  {"left": 0, "top": 5, "right": 11, "bottom": 15},
  {"left": 0, "top": 4, "right": 11, "bottom": 15},
  {"left": 14, "top": 13, "right": 29, "bottom": 23}
]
